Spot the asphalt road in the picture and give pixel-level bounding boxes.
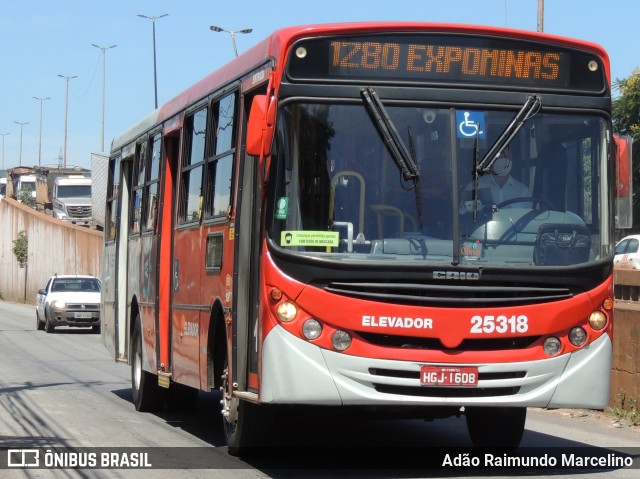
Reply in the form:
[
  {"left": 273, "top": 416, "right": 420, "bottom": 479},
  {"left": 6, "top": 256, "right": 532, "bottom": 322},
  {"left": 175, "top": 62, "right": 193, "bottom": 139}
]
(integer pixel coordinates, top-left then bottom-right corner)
[{"left": 0, "top": 300, "right": 637, "bottom": 478}]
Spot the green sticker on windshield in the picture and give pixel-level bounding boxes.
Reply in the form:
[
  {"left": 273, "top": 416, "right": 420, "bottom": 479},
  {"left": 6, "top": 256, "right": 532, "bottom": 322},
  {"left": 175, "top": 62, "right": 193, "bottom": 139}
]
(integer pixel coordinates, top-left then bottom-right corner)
[
  {"left": 275, "top": 197, "right": 288, "bottom": 219},
  {"left": 281, "top": 231, "right": 339, "bottom": 247}
]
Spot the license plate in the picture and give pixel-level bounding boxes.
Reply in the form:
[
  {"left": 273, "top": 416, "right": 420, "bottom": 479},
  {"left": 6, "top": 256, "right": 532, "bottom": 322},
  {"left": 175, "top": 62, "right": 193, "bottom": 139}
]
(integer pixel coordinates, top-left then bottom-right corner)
[
  {"left": 74, "top": 312, "right": 93, "bottom": 319},
  {"left": 420, "top": 366, "right": 479, "bottom": 387}
]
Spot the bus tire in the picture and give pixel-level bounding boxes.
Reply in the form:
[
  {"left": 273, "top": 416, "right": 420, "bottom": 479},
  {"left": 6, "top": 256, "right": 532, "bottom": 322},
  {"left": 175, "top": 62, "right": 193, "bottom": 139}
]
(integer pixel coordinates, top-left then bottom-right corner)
[
  {"left": 131, "top": 317, "right": 164, "bottom": 412},
  {"left": 221, "top": 361, "right": 272, "bottom": 456},
  {"left": 465, "top": 406, "right": 526, "bottom": 449}
]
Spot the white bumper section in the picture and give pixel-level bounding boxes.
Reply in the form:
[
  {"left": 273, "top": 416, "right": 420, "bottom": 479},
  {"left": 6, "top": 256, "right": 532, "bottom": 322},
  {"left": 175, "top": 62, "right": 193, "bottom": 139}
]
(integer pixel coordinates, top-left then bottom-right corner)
[{"left": 260, "top": 325, "right": 611, "bottom": 409}]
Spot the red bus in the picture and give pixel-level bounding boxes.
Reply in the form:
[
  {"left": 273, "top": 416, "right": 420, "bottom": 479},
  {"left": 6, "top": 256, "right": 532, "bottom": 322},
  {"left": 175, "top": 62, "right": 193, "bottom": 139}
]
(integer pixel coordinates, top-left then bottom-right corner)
[{"left": 102, "top": 22, "right": 616, "bottom": 453}]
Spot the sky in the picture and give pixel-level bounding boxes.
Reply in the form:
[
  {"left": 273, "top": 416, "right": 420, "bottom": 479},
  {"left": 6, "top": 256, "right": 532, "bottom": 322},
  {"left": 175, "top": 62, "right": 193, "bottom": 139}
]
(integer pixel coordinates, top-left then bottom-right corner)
[{"left": 0, "top": 0, "right": 638, "bottom": 172}]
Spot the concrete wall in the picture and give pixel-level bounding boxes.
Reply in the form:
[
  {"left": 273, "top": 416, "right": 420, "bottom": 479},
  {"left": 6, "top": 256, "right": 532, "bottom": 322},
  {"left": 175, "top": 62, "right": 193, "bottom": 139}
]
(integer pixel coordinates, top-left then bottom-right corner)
[
  {"left": 612, "top": 269, "right": 640, "bottom": 409},
  {"left": 0, "top": 196, "right": 102, "bottom": 304}
]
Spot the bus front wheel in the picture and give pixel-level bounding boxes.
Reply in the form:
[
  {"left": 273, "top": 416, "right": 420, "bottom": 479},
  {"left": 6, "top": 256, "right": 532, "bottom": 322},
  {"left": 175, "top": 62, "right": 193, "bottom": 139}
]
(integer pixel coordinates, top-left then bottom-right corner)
[
  {"left": 465, "top": 406, "right": 526, "bottom": 449},
  {"left": 221, "top": 361, "right": 272, "bottom": 455}
]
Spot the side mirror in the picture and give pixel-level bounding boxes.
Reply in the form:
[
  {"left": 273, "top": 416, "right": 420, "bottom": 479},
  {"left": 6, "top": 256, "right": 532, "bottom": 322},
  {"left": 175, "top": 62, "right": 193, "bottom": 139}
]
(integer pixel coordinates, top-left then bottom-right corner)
[
  {"left": 615, "top": 135, "right": 632, "bottom": 198},
  {"left": 614, "top": 134, "right": 633, "bottom": 229},
  {"left": 246, "top": 94, "right": 276, "bottom": 158},
  {"left": 38, "top": 289, "right": 46, "bottom": 295}
]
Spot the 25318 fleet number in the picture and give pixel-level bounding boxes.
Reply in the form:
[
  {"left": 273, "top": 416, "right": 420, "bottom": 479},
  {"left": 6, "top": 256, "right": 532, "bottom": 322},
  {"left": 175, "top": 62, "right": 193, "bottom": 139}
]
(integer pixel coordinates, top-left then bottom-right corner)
[{"left": 470, "top": 315, "right": 528, "bottom": 334}]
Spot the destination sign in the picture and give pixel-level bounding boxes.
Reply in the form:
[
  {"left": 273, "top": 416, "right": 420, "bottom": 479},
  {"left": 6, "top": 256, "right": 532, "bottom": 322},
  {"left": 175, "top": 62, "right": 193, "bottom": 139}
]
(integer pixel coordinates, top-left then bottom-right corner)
[
  {"left": 286, "top": 34, "right": 605, "bottom": 92},
  {"left": 330, "top": 41, "right": 564, "bottom": 84}
]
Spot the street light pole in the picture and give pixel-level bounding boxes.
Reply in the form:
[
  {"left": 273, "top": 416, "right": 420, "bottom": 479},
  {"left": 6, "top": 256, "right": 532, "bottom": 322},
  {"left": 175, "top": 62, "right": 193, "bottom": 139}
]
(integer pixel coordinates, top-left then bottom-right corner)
[
  {"left": 58, "top": 74, "right": 77, "bottom": 168},
  {"left": 209, "top": 25, "right": 252, "bottom": 57},
  {"left": 91, "top": 44, "right": 117, "bottom": 152},
  {"left": 14, "top": 121, "right": 29, "bottom": 166},
  {"left": 32, "top": 97, "right": 50, "bottom": 166},
  {"left": 138, "top": 14, "right": 169, "bottom": 109}
]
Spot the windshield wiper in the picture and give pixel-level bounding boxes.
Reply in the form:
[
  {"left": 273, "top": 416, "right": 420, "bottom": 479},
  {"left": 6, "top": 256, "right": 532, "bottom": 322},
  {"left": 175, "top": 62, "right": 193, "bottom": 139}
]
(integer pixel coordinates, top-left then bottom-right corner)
[
  {"left": 475, "top": 95, "right": 541, "bottom": 174},
  {"left": 360, "top": 87, "right": 419, "bottom": 185},
  {"left": 470, "top": 95, "right": 541, "bottom": 222}
]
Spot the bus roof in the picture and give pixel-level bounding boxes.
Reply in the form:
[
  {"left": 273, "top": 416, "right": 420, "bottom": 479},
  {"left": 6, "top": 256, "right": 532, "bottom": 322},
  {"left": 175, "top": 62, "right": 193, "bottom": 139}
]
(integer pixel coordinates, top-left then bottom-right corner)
[{"left": 111, "top": 22, "right": 610, "bottom": 153}]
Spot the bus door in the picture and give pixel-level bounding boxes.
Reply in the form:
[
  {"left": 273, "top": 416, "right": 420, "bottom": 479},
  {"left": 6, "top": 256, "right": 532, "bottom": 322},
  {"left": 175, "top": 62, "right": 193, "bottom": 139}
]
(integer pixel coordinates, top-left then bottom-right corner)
[
  {"left": 101, "top": 153, "right": 124, "bottom": 361},
  {"left": 113, "top": 146, "right": 134, "bottom": 362},
  {"left": 231, "top": 75, "right": 272, "bottom": 396},
  {"left": 156, "top": 130, "right": 179, "bottom": 381}
]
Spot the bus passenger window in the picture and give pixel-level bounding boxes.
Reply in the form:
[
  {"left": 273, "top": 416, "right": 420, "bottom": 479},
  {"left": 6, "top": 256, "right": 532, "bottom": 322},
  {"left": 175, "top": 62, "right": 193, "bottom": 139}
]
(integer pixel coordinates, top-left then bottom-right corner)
[
  {"left": 179, "top": 107, "right": 208, "bottom": 223},
  {"left": 204, "top": 92, "right": 237, "bottom": 219},
  {"left": 143, "top": 133, "right": 161, "bottom": 231}
]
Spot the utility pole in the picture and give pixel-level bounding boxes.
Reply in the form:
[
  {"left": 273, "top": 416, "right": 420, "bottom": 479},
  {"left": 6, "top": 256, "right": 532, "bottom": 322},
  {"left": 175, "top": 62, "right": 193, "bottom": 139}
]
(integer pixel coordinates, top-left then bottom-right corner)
[{"left": 537, "top": 0, "right": 544, "bottom": 32}]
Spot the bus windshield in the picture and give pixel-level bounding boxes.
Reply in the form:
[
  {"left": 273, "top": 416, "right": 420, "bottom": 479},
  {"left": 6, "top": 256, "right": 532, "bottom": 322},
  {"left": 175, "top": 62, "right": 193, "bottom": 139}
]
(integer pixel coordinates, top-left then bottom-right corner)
[{"left": 268, "top": 101, "right": 611, "bottom": 267}]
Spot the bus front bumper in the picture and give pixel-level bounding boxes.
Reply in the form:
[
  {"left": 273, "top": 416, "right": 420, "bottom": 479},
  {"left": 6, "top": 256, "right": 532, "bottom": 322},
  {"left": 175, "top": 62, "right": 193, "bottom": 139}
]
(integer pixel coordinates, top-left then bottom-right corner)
[{"left": 260, "top": 325, "right": 611, "bottom": 409}]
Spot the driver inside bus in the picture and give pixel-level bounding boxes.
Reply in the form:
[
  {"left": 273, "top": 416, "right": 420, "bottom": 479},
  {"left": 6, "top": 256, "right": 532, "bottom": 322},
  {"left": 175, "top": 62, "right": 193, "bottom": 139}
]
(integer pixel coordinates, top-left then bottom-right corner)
[{"left": 460, "top": 148, "right": 532, "bottom": 212}]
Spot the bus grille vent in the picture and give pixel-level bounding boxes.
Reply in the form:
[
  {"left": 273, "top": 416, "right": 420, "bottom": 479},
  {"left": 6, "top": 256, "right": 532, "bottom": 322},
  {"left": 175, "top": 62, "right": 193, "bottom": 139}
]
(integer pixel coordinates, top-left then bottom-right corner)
[
  {"left": 358, "top": 333, "right": 540, "bottom": 351},
  {"left": 322, "top": 281, "right": 574, "bottom": 307}
]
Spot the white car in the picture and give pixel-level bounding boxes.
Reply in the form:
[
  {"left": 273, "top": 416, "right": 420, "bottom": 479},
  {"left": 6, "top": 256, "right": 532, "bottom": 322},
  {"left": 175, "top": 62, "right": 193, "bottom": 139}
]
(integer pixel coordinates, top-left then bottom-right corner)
[
  {"left": 614, "top": 235, "right": 640, "bottom": 269},
  {"left": 35, "top": 275, "right": 101, "bottom": 333}
]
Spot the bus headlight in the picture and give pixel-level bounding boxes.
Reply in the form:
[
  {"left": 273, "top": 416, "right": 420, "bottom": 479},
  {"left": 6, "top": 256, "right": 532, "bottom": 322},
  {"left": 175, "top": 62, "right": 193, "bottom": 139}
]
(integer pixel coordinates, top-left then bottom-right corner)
[
  {"left": 569, "top": 327, "right": 587, "bottom": 347},
  {"left": 276, "top": 301, "right": 297, "bottom": 323},
  {"left": 588, "top": 311, "right": 607, "bottom": 331},
  {"left": 543, "top": 337, "right": 562, "bottom": 356},
  {"left": 302, "top": 319, "right": 322, "bottom": 340},
  {"left": 332, "top": 330, "right": 352, "bottom": 351}
]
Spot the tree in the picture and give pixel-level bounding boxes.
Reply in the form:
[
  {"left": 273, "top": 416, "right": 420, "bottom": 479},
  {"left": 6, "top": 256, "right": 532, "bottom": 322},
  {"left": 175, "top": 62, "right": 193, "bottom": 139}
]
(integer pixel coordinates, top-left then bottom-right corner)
[
  {"left": 612, "top": 67, "right": 640, "bottom": 144},
  {"left": 12, "top": 230, "right": 28, "bottom": 269},
  {"left": 613, "top": 68, "right": 640, "bottom": 231}
]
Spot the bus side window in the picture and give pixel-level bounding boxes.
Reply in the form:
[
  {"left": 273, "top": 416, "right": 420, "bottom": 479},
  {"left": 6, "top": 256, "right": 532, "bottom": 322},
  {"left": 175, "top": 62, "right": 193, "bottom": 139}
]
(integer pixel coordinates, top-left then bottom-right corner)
[
  {"left": 204, "top": 92, "right": 237, "bottom": 218},
  {"left": 143, "top": 133, "right": 162, "bottom": 231},
  {"left": 179, "top": 107, "right": 208, "bottom": 223},
  {"left": 130, "top": 141, "right": 148, "bottom": 234}
]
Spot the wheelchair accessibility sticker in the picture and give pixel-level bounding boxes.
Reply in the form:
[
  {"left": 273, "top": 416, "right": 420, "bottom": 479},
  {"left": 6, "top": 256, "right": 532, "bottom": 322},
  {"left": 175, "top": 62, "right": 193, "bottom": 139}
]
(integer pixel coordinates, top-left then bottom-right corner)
[{"left": 456, "top": 111, "right": 485, "bottom": 139}]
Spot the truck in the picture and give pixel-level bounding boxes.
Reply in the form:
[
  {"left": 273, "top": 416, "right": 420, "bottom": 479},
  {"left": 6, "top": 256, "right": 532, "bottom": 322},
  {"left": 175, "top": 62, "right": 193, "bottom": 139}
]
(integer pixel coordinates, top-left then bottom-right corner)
[
  {"left": 52, "top": 176, "right": 92, "bottom": 225},
  {"left": 90, "top": 153, "right": 108, "bottom": 230},
  {"left": 35, "top": 166, "right": 92, "bottom": 225},
  {"left": 6, "top": 167, "right": 37, "bottom": 204}
]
